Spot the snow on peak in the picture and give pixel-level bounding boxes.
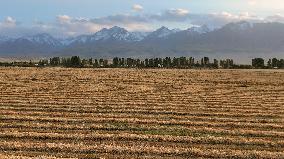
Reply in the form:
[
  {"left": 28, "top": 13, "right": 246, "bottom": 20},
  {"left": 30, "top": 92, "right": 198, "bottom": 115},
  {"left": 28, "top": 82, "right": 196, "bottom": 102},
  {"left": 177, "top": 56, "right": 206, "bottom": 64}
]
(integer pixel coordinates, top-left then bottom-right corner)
[
  {"left": 131, "top": 32, "right": 149, "bottom": 41},
  {"left": 187, "top": 25, "right": 210, "bottom": 34},
  {"left": 148, "top": 26, "right": 179, "bottom": 38},
  {"left": 237, "top": 21, "right": 253, "bottom": 30},
  {"left": 21, "top": 33, "right": 61, "bottom": 46},
  {"left": 89, "top": 26, "right": 143, "bottom": 42},
  {"left": 62, "top": 34, "right": 93, "bottom": 45},
  {"left": 225, "top": 21, "right": 253, "bottom": 31}
]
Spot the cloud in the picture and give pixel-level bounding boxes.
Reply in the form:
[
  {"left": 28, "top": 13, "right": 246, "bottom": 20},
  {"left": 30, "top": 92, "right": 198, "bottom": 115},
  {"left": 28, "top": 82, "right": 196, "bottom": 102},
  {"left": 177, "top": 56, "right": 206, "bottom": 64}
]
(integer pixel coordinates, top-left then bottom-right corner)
[
  {"left": 57, "top": 15, "right": 72, "bottom": 23},
  {"left": 132, "top": 4, "right": 143, "bottom": 12},
  {"left": 0, "top": 17, "right": 24, "bottom": 37},
  {"left": 149, "top": 9, "right": 259, "bottom": 28},
  {"left": 265, "top": 14, "right": 284, "bottom": 23},
  {"left": 0, "top": 17, "right": 41, "bottom": 37},
  {"left": 248, "top": 0, "right": 257, "bottom": 6},
  {"left": 90, "top": 14, "right": 148, "bottom": 25},
  {"left": 0, "top": 11, "right": 283, "bottom": 38},
  {"left": 4, "top": 17, "right": 17, "bottom": 25},
  {"left": 245, "top": 0, "right": 284, "bottom": 10},
  {"left": 192, "top": 12, "right": 261, "bottom": 27},
  {"left": 32, "top": 14, "right": 151, "bottom": 37},
  {"left": 150, "top": 8, "right": 190, "bottom": 22},
  {"left": 0, "top": 16, "right": 17, "bottom": 27},
  {"left": 169, "top": 8, "right": 190, "bottom": 16}
]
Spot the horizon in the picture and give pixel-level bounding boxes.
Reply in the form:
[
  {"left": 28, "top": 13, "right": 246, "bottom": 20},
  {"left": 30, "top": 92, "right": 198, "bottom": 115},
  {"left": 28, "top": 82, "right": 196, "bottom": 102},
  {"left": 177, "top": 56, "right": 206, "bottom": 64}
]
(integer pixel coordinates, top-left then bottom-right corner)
[{"left": 1, "top": 1, "right": 284, "bottom": 64}]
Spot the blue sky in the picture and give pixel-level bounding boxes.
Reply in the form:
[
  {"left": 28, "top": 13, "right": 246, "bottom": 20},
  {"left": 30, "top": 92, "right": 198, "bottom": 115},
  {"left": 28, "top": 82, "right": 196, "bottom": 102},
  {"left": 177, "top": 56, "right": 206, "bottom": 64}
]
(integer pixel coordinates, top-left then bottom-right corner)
[{"left": 1, "top": 0, "right": 284, "bottom": 37}]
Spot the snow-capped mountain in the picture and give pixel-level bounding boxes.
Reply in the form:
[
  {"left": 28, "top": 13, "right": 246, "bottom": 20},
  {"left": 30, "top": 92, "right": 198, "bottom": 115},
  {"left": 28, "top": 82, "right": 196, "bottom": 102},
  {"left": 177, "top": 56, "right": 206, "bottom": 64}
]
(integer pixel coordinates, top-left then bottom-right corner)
[
  {"left": 131, "top": 32, "right": 149, "bottom": 41},
  {"left": 223, "top": 21, "right": 253, "bottom": 31},
  {"left": 61, "top": 35, "right": 90, "bottom": 45},
  {"left": 1, "top": 21, "right": 284, "bottom": 59},
  {"left": 146, "top": 26, "right": 179, "bottom": 39},
  {"left": 186, "top": 25, "right": 211, "bottom": 34},
  {"left": 0, "top": 36, "right": 12, "bottom": 44},
  {"left": 63, "top": 26, "right": 149, "bottom": 45},
  {"left": 92, "top": 26, "right": 134, "bottom": 41},
  {"left": 17, "top": 33, "right": 62, "bottom": 47}
]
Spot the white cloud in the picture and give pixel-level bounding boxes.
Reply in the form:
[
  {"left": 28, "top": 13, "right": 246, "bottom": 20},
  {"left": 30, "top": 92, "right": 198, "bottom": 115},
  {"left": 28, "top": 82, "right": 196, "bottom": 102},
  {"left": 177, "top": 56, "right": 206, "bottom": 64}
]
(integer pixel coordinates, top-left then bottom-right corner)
[
  {"left": 248, "top": 0, "right": 257, "bottom": 6},
  {"left": 132, "top": 4, "right": 143, "bottom": 12},
  {"left": 4, "top": 17, "right": 17, "bottom": 24},
  {"left": 246, "top": 0, "right": 284, "bottom": 10},
  {"left": 0, "top": 16, "right": 17, "bottom": 27},
  {"left": 187, "top": 11, "right": 261, "bottom": 28},
  {"left": 169, "top": 8, "right": 189, "bottom": 16},
  {"left": 150, "top": 8, "right": 190, "bottom": 22},
  {"left": 0, "top": 11, "right": 284, "bottom": 38},
  {"left": 39, "top": 14, "right": 151, "bottom": 37},
  {"left": 265, "top": 14, "right": 284, "bottom": 23},
  {"left": 56, "top": 15, "right": 72, "bottom": 23}
]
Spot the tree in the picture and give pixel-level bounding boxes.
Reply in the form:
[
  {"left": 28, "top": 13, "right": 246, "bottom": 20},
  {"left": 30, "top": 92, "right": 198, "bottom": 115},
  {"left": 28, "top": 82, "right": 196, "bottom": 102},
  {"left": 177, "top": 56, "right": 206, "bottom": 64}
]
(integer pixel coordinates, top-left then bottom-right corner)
[
  {"left": 172, "top": 57, "right": 180, "bottom": 68},
  {"left": 127, "top": 58, "right": 134, "bottom": 67},
  {"left": 61, "top": 57, "right": 71, "bottom": 67},
  {"left": 70, "top": 56, "right": 81, "bottom": 67},
  {"left": 204, "top": 57, "right": 210, "bottom": 66},
  {"left": 267, "top": 59, "right": 272, "bottom": 68},
  {"left": 145, "top": 58, "right": 149, "bottom": 67},
  {"left": 103, "top": 59, "right": 108, "bottom": 67},
  {"left": 220, "top": 59, "right": 233, "bottom": 69},
  {"left": 189, "top": 57, "right": 195, "bottom": 67},
  {"left": 113, "top": 57, "right": 119, "bottom": 67},
  {"left": 252, "top": 58, "right": 264, "bottom": 69},
  {"left": 278, "top": 59, "right": 284, "bottom": 68},
  {"left": 179, "top": 57, "right": 187, "bottom": 68},
  {"left": 163, "top": 57, "right": 171, "bottom": 68},
  {"left": 94, "top": 59, "right": 99, "bottom": 68},
  {"left": 149, "top": 59, "right": 154, "bottom": 68},
  {"left": 201, "top": 58, "right": 204, "bottom": 66},
  {"left": 38, "top": 59, "right": 48, "bottom": 67},
  {"left": 99, "top": 59, "right": 104, "bottom": 67},
  {"left": 88, "top": 58, "right": 93, "bottom": 65},
  {"left": 213, "top": 59, "right": 219, "bottom": 68},
  {"left": 50, "top": 57, "right": 60, "bottom": 66},
  {"left": 272, "top": 58, "right": 278, "bottom": 68}
]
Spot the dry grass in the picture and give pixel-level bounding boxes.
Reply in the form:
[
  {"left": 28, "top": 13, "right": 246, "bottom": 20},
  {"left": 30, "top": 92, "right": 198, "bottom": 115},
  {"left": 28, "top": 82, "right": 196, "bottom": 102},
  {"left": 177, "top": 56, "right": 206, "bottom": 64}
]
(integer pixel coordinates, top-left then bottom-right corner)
[{"left": 0, "top": 68, "right": 283, "bottom": 158}]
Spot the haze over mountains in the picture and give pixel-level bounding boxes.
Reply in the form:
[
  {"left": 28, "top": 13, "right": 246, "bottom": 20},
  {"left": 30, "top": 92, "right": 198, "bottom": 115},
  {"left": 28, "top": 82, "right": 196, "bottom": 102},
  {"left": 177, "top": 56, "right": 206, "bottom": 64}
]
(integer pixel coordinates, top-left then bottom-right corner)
[{"left": 0, "top": 21, "right": 284, "bottom": 63}]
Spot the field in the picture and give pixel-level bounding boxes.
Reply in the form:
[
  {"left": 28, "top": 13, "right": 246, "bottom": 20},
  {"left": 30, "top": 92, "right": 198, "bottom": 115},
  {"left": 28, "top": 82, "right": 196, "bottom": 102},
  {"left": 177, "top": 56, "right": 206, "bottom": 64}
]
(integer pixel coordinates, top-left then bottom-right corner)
[{"left": 0, "top": 68, "right": 283, "bottom": 159}]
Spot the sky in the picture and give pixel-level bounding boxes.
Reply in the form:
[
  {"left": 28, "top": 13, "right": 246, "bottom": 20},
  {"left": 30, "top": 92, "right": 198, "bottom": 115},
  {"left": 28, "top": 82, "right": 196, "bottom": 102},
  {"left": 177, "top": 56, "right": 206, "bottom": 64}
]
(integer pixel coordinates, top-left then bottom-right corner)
[{"left": 1, "top": 0, "right": 284, "bottom": 38}]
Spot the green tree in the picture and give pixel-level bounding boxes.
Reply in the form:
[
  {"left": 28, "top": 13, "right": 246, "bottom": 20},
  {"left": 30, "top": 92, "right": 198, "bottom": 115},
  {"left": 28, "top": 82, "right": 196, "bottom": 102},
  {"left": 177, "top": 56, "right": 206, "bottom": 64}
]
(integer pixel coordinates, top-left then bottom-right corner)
[
  {"left": 93, "top": 59, "right": 99, "bottom": 68},
  {"left": 70, "top": 56, "right": 81, "bottom": 68},
  {"left": 50, "top": 57, "right": 60, "bottom": 66},
  {"left": 213, "top": 59, "right": 219, "bottom": 68},
  {"left": 272, "top": 58, "right": 278, "bottom": 68},
  {"left": 252, "top": 58, "right": 265, "bottom": 69},
  {"left": 267, "top": 59, "right": 272, "bottom": 68},
  {"left": 113, "top": 57, "right": 119, "bottom": 67}
]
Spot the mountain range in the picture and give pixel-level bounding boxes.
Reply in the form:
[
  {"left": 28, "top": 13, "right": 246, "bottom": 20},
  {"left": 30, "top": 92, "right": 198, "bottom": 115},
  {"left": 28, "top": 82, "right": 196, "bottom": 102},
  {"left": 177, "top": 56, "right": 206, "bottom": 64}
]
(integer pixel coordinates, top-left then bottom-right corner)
[{"left": 0, "top": 21, "right": 284, "bottom": 63}]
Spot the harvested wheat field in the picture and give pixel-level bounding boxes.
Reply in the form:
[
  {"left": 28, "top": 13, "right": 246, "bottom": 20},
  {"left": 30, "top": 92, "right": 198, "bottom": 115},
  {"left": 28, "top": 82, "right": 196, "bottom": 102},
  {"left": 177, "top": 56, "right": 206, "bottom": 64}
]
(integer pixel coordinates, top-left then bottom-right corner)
[{"left": 0, "top": 68, "right": 283, "bottom": 159}]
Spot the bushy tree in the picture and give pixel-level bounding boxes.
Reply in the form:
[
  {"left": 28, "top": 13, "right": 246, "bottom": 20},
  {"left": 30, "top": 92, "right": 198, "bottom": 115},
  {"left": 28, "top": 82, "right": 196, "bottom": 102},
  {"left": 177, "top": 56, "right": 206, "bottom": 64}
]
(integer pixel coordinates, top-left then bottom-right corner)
[
  {"left": 70, "top": 56, "right": 82, "bottom": 67},
  {"left": 252, "top": 58, "right": 265, "bottom": 69},
  {"left": 50, "top": 57, "right": 60, "bottom": 66},
  {"left": 113, "top": 57, "right": 119, "bottom": 67}
]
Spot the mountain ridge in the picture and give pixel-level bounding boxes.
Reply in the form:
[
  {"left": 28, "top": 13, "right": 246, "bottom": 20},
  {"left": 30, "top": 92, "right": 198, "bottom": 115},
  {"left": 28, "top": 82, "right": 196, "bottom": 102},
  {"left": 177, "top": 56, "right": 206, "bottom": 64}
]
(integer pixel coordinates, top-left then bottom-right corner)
[{"left": 0, "top": 21, "right": 284, "bottom": 62}]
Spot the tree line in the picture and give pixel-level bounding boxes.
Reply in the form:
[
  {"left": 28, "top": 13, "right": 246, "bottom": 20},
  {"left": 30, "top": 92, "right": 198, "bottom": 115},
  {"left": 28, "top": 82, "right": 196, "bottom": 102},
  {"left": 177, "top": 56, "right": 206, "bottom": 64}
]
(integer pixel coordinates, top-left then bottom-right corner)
[{"left": 0, "top": 56, "right": 283, "bottom": 69}]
